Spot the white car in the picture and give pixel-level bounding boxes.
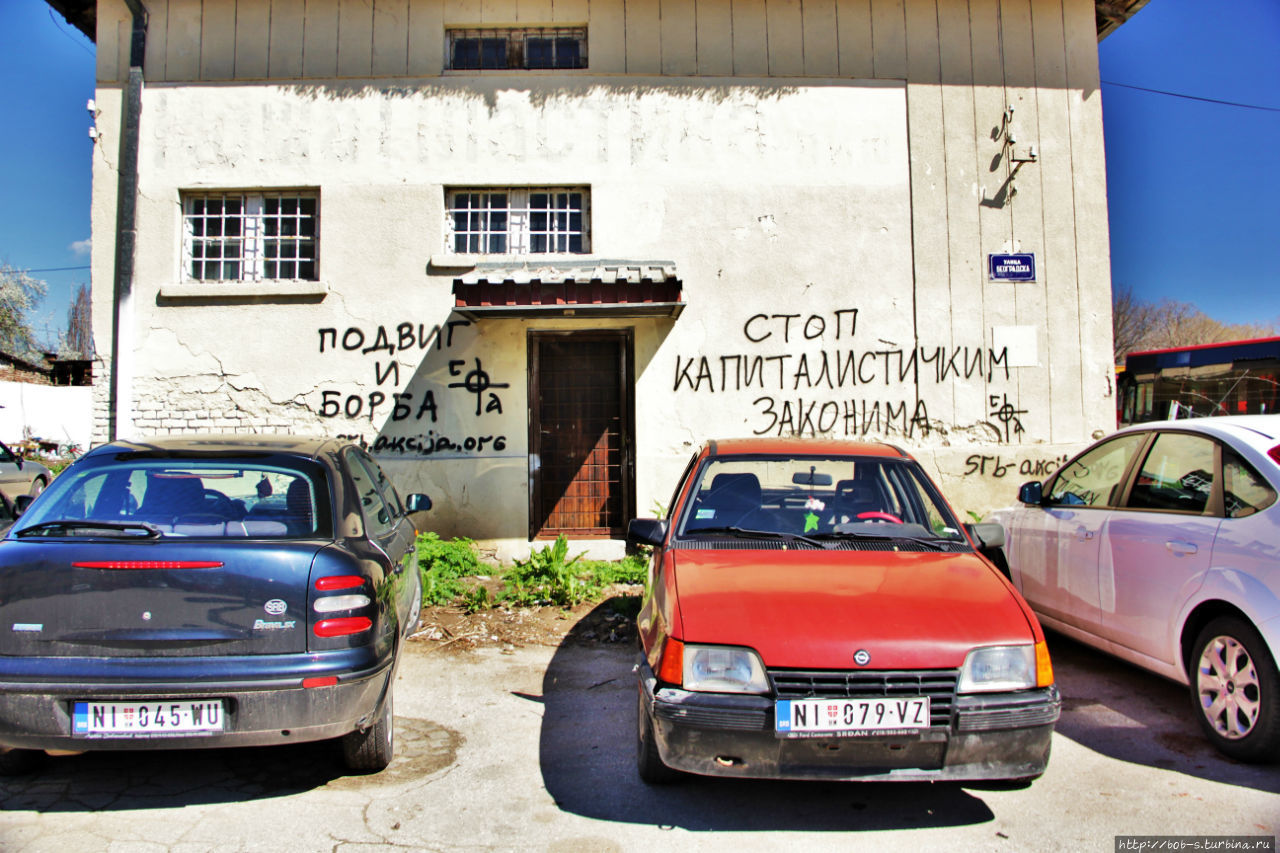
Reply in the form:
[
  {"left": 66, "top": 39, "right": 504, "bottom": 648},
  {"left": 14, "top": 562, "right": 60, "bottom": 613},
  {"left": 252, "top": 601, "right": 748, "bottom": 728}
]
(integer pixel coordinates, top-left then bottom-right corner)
[
  {"left": 0, "top": 441, "right": 52, "bottom": 503},
  {"left": 986, "top": 415, "right": 1280, "bottom": 762}
]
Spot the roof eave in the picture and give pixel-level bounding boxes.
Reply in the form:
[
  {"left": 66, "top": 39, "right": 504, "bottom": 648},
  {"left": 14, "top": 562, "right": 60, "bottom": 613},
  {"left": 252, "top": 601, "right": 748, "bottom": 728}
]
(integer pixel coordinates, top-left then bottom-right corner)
[{"left": 44, "top": 0, "right": 1143, "bottom": 47}]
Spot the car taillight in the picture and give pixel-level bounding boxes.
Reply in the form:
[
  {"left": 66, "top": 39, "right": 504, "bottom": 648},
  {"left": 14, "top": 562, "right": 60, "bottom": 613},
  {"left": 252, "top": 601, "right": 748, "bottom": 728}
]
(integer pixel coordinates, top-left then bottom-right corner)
[
  {"left": 314, "top": 616, "right": 372, "bottom": 637},
  {"left": 314, "top": 594, "right": 372, "bottom": 613},
  {"left": 315, "top": 575, "right": 364, "bottom": 591},
  {"left": 72, "top": 561, "right": 223, "bottom": 569},
  {"left": 311, "top": 575, "right": 373, "bottom": 637},
  {"left": 1268, "top": 445, "right": 1280, "bottom": 467},
  {"left": 1035, "top": 640, "right": 1054, "bottom": 687},
  {"left": 657, "top": 638, "right": 685, "bottom": 686}
]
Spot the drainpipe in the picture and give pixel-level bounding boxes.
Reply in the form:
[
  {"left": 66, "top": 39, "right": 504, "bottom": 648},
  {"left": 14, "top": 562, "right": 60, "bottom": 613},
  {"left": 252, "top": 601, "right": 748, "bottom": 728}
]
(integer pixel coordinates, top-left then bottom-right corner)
[{"left": 107, "top": 0, "right": 147, "bottom": 441}]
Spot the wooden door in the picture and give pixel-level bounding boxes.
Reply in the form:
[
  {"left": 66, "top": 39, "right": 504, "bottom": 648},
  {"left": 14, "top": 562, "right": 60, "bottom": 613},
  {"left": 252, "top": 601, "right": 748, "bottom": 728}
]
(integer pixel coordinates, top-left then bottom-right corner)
[{"left": 529, "top": 331, "right": 634, "bottom": 539}]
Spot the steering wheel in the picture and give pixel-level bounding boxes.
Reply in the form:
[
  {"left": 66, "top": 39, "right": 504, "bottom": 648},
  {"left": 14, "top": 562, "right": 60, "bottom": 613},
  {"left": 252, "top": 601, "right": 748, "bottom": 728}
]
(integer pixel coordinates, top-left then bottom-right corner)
[{"left": 857, "top": 511, "right": 903, "bottom": 524}]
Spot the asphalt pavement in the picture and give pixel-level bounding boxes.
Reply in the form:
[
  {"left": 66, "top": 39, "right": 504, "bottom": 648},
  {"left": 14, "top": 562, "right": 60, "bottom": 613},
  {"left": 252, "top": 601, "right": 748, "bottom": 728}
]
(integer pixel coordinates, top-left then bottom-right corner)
[{"left": 0, "top": 610, "right": 1277, "bottom": 852}]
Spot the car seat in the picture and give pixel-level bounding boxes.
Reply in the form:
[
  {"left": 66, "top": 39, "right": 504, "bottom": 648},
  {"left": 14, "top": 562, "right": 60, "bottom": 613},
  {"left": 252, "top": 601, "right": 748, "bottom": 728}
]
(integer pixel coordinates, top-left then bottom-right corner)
[{"left": 688, "top": 472, "right": 762, "bottom": 528}]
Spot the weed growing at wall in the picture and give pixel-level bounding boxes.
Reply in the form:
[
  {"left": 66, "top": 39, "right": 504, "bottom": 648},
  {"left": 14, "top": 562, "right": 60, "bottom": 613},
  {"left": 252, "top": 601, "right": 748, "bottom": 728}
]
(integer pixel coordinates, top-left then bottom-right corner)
[
  {"left": 415, "top": 532, "right": 647, "bottom": 612},
  {"left": 417, "top": 532, "right": 485, "bottom": 606}
]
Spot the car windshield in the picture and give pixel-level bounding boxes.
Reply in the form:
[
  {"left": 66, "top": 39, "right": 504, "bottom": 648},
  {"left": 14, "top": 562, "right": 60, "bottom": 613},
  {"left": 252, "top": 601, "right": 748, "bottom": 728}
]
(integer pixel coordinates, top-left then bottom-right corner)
[
  {"left": 15, "top": 458, "right": 330, "bottom": 539},
  {"left": 676, "top": 454, "right": 967, "bottom": 545}
]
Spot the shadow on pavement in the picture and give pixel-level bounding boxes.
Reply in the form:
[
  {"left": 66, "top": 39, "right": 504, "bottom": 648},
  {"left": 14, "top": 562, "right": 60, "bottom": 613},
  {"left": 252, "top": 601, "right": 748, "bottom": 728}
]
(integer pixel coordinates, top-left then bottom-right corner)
[
  {"left": 1047, "top": 630, "right": 1280, "bottom": 794},
  {"left": 536, "top": 599, "right": 997, "bottom": 833},
  {"left": 0, "top": 715, "right": 460, "bottom": 812}
]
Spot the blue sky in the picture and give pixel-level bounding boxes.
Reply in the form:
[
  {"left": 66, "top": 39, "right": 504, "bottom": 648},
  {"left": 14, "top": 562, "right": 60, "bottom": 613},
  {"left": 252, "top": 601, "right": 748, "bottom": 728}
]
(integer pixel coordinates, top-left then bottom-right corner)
[
  {"left": 1099, "top": 0, "right": 1280, "bottom": 330},
  {"left": 1, "top": 0, "right": 1277, "bottom": 346}
]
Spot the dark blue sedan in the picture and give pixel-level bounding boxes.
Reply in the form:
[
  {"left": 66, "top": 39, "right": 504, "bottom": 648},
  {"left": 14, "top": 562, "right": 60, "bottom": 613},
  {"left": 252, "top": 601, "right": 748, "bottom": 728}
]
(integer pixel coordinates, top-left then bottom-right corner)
[{"left": 0, "top": 435, "right": 430, "bottom": 774}]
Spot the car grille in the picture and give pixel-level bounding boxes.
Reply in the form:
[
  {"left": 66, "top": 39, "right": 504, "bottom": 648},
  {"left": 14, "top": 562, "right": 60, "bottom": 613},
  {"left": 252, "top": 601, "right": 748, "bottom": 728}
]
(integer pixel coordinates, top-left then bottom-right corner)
[{"left": 768, "top": 669, "right": 959, "bottom": 728}]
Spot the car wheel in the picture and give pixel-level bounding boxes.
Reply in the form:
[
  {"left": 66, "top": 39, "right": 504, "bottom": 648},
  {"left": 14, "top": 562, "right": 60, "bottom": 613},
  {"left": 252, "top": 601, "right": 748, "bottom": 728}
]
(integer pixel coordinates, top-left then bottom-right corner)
[
  {"left": 1190, "top": 616, "right": 1280, "bottom": 762},
  {"left": 406, "top": 574, "right": 423, "bottom": 635},
  {"left": 342, "top": 690, "right": 394, "bottom": 773},
  {"left": 0, "top": 748, "right": 42, "bottom": 776},
  {"left": 29, "top": 477, "right": 46, "bottom": 498},
  {"left": 636, "top": 687, "right": 680, "bottom": 784}
]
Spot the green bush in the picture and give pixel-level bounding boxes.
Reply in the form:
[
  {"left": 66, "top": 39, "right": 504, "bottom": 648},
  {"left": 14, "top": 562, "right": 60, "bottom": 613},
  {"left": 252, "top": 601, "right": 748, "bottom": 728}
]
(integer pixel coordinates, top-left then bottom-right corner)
[
  {"left": 416, "top": 532, "right": 648, "bottom": 611},
  {"left": 499, "top": 536, "right": 647, "bottom": 608},
  {"left": 417, "top": 532, "right": 484, "bottom": 606}
]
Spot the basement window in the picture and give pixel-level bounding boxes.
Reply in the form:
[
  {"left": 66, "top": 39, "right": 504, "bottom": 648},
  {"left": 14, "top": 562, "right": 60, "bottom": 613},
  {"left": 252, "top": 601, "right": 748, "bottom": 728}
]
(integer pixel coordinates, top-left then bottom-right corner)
[
  {"left": 182, "top": 192, "right": 319, "bottom": 282},
  {"left": 447, "top": 27, "right": 588, "bottom": 71},
  {"left": 445, "top": 188, "right": 589, "bottom": 255}
]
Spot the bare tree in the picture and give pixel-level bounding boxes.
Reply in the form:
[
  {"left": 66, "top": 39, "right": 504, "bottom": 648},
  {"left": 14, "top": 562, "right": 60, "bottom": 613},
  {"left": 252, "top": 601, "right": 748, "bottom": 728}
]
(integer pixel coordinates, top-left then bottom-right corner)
[
  {"left": 60, "top": 283, "right": 93, "bottom": 358},
  {"left": 1111, "top": 283, "right": 1157, "bottom": 364},
  {"left": 1113, "top": 282, "right": 1278, "bottom": 364},
  {"left": 0, "top": 263, "right": 48, "bottom": 359}
]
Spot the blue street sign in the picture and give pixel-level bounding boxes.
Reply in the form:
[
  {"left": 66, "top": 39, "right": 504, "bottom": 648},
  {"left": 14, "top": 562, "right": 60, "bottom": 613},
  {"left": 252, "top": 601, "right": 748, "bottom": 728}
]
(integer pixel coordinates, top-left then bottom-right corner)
[{"left": 988, "top": 253, "right": 1036, "bottom": 282}]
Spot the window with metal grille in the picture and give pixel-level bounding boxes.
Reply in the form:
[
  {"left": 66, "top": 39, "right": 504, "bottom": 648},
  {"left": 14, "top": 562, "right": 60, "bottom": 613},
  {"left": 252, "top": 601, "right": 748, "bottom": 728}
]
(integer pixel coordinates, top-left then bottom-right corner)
[
  {"left": 183, "top": 192, "right": 318, "bottom": 282},
  {"left": 447, "top": 27, "right": 587, "bottom": 70},
  {"left": 445, "top": 188, "right": 589, "bottom": 255}
]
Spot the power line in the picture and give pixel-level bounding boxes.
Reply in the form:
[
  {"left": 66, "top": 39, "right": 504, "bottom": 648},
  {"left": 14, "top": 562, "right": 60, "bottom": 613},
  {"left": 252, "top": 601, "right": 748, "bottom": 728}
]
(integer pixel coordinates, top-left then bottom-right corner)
[
  {"left": 19, "top": 266, "right": 90, "bottom": 273},
  {"left": 1102, "top": 79, "right": 1280, "bottom": 113}
]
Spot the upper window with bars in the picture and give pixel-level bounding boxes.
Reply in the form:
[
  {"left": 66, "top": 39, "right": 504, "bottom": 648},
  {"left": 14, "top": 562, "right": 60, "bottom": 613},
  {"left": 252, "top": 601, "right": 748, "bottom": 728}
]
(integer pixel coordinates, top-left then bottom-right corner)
[
  {"left": 182, "top": 192, "right": 318, "bottom": 282},
  {"left": 447, "top": 27, "right": 587, "bottom": 71},
  {"left": 446, "top": 188, "right": 589, "bottom": 255}
]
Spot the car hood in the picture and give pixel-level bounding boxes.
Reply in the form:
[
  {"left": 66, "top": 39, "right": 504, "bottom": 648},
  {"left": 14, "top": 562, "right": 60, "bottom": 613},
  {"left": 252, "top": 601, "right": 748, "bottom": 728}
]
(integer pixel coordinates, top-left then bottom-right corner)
[{"left": 670, "top": 547, "right": 1035, "bottom": 670}]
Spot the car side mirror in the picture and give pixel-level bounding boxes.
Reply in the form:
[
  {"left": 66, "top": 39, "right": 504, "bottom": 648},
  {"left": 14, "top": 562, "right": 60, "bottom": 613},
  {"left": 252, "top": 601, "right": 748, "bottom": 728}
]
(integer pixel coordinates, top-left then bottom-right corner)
[
  {"left": 627, "top": 518, "right": 667, "bottom": 548},
  {"left": 405, "top": 494, "right": 432, "bottom": 513},
  {"left": 965, "top": 522, "right": 1005, "bottom": 550},
  {"left": 13, "top": 494, "right": 34, "bottom": 516},
  {"left": 1018, "top": 481, "right": 1043, "bottom": 505}
]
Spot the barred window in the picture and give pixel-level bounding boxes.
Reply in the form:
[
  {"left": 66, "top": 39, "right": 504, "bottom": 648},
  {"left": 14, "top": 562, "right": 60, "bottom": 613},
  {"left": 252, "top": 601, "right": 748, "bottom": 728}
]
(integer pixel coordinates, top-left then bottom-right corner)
[
  {"left": 446, "top": 189, "right": 589, "bottom": 255},
  {"left": 447, "top": 27, "right": 587, "bottom": 71},
  {"left": 183, "top": 192, "right": 318, "bottom": 282}
]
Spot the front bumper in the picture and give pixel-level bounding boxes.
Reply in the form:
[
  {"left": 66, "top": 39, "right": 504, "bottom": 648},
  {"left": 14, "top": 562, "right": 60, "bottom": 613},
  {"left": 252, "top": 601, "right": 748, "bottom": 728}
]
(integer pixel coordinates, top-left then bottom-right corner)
[
  {"left": 640, "top": 660, "right": 1060, "bottom": 782},
  {"left": 0, "top": 648, "right": 393, "bottom": 752}
]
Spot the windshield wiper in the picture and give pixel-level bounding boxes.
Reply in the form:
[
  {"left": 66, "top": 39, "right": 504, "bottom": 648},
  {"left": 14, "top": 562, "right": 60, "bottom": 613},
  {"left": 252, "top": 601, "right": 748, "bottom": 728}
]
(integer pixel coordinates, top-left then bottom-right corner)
[
  {"left": 685, "top": 526, "right": 826, "bottom": 548},
  {"left": 15, "top": 520, "right": 163, "bottom": 539},
  {"left": 813, "top": 530, "right": 950, "bottom": 551}
]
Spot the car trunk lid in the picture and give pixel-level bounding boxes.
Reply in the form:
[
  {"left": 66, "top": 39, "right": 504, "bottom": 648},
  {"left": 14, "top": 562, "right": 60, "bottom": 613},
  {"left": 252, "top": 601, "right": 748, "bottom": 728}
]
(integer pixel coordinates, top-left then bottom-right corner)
[{"left": 0, "top": 539, "right": 321, "bottom": 657}]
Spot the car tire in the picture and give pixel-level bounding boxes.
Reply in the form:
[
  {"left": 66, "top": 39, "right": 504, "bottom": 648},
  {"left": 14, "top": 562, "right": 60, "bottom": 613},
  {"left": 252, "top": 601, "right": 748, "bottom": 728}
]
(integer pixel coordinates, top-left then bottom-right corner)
[
  {"left": 342, "top": 690, "right": 394, "bottom": 773},
  {"left": 1189, "top": 616, "right": 1280, "bottom": 763},
  {"left": 406, "top": 574, "right": 423, "bottom": 635},
  {"left": 636, "top": 687, "right": 681, "bottom": 784},
  {"left": 29, "top": 477, "right": 46, "bottom": 498},
  {"left": 0, "top": 748, "right": 43, "bottom": 776}
]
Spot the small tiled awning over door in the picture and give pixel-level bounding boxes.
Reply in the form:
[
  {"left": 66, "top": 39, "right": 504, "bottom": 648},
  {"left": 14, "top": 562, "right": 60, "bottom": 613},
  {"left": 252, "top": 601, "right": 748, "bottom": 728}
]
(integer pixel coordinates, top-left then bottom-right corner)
[{"left": 449, "top": 259, "right": 683, "bottom": 320}]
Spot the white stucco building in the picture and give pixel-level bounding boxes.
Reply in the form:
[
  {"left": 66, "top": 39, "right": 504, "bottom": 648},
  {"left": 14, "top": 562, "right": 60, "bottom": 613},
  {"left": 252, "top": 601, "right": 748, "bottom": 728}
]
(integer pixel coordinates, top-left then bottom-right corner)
[{"left": 66, "top": 0, "right": 1144, "bottom": 557}]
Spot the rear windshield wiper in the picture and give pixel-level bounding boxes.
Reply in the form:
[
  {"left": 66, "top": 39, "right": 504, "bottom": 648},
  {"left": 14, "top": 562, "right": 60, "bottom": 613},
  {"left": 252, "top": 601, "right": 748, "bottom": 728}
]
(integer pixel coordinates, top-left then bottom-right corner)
[
  {"left": 683, "top": 526, "right": 826, "bottom": 548},
  {"left": 812, "top": 530, "right": 950, "bottom": 551},
  {"left": 15, "top": 520, "right": 163, "bottom": 539}
]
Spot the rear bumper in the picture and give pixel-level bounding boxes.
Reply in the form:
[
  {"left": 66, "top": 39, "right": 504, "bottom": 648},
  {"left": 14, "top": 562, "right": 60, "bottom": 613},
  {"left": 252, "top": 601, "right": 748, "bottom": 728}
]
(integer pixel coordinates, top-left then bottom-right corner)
[
  {"left": 0, "top": 648, "right": 393, "bottom": 752},
  {"left": 640, "top": 660, "right": 1060, "bottom": 782}
]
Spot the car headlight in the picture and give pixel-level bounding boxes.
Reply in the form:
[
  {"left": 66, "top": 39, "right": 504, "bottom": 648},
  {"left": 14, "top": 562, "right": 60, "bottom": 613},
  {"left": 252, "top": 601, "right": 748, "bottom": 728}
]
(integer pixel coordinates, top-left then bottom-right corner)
[
  {"left": 958, "top": 645, "right": 1037, "bottom": 692},
  {"left": 683, "top": 644, "right": 770, "bottom": 694}
]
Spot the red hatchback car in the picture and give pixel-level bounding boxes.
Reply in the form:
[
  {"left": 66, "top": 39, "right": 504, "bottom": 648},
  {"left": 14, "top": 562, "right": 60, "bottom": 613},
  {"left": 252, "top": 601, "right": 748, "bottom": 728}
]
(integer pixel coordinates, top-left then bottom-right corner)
[{"left": 627, "top": 438, "right": 1060, "bottom": 783}]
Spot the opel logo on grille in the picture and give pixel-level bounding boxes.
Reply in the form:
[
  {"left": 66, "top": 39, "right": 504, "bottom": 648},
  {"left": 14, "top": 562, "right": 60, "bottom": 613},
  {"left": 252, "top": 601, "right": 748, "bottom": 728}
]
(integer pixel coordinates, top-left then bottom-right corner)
[
  {"left": 264, "top": 599, "right": 288, "bottom": 616},
  {"left": 853, "top": 649, "right": 871, "bottom": 666}
]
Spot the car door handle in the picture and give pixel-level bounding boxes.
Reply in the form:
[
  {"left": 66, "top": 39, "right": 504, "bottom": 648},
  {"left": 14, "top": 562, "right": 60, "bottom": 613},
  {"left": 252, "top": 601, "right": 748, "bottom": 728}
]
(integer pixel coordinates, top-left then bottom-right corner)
[
  {"left": 1074, "top": 527, "right": 1095, "bottom": 541},
  {"left": 1165, "top": 540, "right": 1198, "bottom": 556}
]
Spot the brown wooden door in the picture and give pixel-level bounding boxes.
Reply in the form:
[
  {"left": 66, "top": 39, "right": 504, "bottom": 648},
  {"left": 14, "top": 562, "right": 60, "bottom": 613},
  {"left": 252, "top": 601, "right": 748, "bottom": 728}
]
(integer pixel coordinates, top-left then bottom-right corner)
[{"left": 529, "top": 331, "right": 634, "bottom": 539}]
